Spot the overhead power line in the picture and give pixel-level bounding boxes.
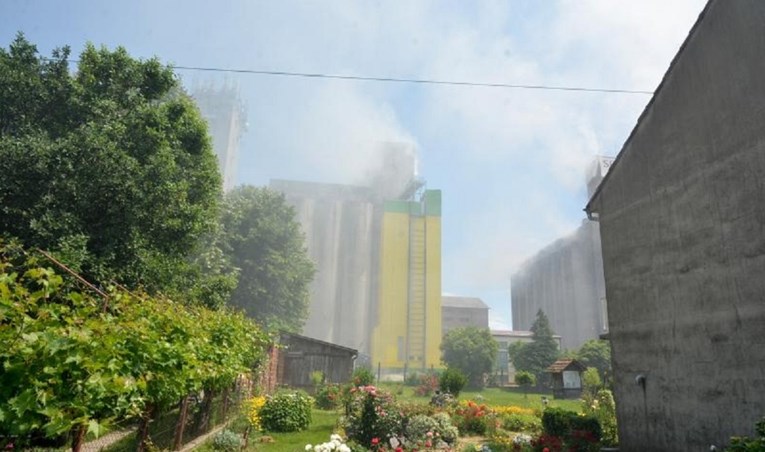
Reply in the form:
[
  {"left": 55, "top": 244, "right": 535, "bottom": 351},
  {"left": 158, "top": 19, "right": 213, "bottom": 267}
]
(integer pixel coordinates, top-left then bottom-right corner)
[
  {"left": 45, "top": 57, "right": 653, "bottom": 94},
  {"left": 171, "top": 65, "right": 654, "bottom": 95}
]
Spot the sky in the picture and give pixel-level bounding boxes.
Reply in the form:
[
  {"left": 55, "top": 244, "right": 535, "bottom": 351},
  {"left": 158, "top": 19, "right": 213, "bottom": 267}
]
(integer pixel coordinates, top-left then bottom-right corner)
[{"left": 1, "top": 0, "right": 707, "bottom": 330}]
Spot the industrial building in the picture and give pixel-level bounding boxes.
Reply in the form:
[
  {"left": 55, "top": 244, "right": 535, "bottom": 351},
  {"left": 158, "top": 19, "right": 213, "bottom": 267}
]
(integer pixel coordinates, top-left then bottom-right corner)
[
  {"left": 371, "top": 190, "right": 442, "bottom": 376},
  {"left": 271, "top": 144, "right": 442, "bottom": 377},
  {"left": 511, "top": 158, "right": 611, "bottom": 350},
  {"left": 586, "top": 1, "right": 765, "bottom": 450},
  {"left": 192, "top": 82, "right": 246, "bottom": 191},
  {"left": 441, "top": 295, "right": 490, "bottom": 336}
]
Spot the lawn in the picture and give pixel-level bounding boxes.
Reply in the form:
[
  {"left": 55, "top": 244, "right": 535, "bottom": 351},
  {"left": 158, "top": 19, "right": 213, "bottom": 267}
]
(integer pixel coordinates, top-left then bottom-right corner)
[{"left": 378, "top": 383, "right": 581, "bottom": 412}]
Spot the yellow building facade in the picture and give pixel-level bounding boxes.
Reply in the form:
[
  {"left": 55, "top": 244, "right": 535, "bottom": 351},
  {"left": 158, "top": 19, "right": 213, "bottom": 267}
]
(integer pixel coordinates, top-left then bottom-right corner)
[{"left": 371, "top": 190, "right": 442, "bottom": 375}]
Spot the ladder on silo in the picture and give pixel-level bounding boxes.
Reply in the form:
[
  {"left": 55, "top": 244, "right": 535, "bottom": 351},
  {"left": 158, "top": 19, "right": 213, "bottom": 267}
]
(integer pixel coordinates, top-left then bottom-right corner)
[{"left": 407, "top": 210, "right": 427, "bottom": 369}]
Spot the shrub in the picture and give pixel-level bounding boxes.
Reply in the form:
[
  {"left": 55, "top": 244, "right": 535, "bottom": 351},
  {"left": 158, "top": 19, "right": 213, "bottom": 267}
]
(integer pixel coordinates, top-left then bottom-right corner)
[
  {"left": 212, "top": 429, "right": 241, "bottom": 452},
  {"left": 440, "top": 367, "right": 467, "bottom": 397},
  {"left": 405, "top": 371, "right": 422, "bottom": 386},
  {"left": 581, "top": 389, "right": 618, "bottom": 446},
  {"left": 315, "top": 383, "right": 342, "bottom": 410},
  {"left": 341, "top": 385, "right": 403, "bottom": 447},
  {"left": 259, "top": 391, "right": 313, "bottom": 432},
  {"left": 453, "top": 400, "right": 492, "bottom": 436},
  {"left": 432, "top": 412, "right": 459, "bottom": 444},
  {"left": 352, "top": 367, "right": 375, "bottom": 386},
  {"left": 405, "top": 414, "right": 440, "bottom": 443},
  {"left": 414, "top": 373, "right": 440, "bottom": 397},
  {"left": 502, "top": 413, "right": 542, "bottom": 434},
  {"left": 430, "top": 391, "right": 457, "bottom": 409},
  {"left": 541, "top": 408, "right": 601, "bottom": 450}
]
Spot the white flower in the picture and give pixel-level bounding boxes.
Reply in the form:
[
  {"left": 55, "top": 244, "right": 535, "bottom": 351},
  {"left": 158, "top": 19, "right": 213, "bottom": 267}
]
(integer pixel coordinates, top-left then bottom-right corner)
[
  {"left": 305, "top": 445, "right": 312, "bottom": 451},
  {"left": 330, "top": 434, "right": 342, "bottom": 442},
  {"left": 338, "top": 445, "right": 351, "bottom": 452}
]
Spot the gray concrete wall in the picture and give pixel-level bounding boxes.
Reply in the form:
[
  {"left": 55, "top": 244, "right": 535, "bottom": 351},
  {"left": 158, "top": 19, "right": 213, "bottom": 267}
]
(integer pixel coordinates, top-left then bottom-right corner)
[
  {"left": 511, "top": 220, "right": 607, "bottom": 350},
  {"left": 588, "top": 1, "right": 765, "bottom": 450},
  {"left": 271, "top": 180, "right": 382, "bottom": 354},
  {"left": 441, "top": 306, "right": 489, "bottom": 336}
]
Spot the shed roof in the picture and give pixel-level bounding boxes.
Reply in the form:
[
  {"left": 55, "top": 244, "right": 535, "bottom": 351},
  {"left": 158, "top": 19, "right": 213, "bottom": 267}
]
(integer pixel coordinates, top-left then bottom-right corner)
[
  {"left": 546, "top": 358, "right": 586, "bottom": 374},
  {"left": 279, "top": 332, "right": 358, "bottom": 355},
  {"left": 442, "top": 295, "right": 489, "bottom": 309}
]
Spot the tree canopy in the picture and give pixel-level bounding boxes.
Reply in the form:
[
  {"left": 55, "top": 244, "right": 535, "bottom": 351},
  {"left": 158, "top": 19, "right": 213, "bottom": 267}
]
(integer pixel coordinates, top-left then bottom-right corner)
[
  {"left": 221, "top": 186, "right": 315, "bottom": 332},
  {"left": 509, "top": 309, "right": 560, "bottom": 387},
  {"left": 440, "top": 327, "right": 498, "bottom": 388},
  {"left": 0, "top": 34, "right": 222, "bottom": 300},
  {"left": 576, "top": 339, "right": 612, "bottom": 382}
]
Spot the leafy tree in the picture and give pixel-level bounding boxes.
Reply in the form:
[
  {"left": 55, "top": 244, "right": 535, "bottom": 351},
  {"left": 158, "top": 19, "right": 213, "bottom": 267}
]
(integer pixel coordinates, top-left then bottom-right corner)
[
  {"left": 440, "top": 327, "right": 498, "bottom": 388},
  {"left": 0, "top": 34, "right": 223, "bottom": 303},
  {"left": 221, "top": 186, "right": 315, "bottom": 332},
  {"left": 510, "top": 309, "right": 560, "bottom": 387},
  {"left": 514, "top": 370, "right": 536, "bottom": 399},
  {"left": 576, "top": 339, "right": 612, "bottom": 383}
]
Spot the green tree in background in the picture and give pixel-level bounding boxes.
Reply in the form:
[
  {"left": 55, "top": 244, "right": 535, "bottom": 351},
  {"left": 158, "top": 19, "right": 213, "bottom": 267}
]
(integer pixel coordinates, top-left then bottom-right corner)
[
  {"left": 0, "top": 34, "right": 223, "bottom": 303},
  {"left": 440, "top": 327, "right": 498, "bottom": 388},
  {"left": 514, "top": 370, "right": 536, "bottom": 399},
  {"left": 221, "top": 186, "right": 315, "bottom": 332},
  {"left": 509, "top": 309, "right": 560, "bottom": 388},
  {"left": 576, "top": 339, "right": 612, "bottom": 383}
]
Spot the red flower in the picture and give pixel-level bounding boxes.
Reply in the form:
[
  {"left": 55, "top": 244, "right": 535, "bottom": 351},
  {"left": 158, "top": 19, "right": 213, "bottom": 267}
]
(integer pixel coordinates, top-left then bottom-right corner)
[
  {"left": 543, "top": 448, "right": 550, "bottom": 452},
  {"left": 371, "top": 438, "right": 380, "bottom": 445},
  {"left": 396, "top": 448, "right": 403, "bottom": 452}
]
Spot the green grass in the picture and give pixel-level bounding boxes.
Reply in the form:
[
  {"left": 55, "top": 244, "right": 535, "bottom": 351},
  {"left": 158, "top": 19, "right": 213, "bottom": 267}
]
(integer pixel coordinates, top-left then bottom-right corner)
[
  {"left": 378, "top": 383, "right": 581, "bottom": 412},
  {"left": 196, "top": 409, "right": 340, "bottom": 452}
]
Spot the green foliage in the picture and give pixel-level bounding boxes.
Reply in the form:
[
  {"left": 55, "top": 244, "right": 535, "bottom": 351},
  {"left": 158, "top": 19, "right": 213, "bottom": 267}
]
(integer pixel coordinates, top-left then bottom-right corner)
[
  {"left": 342, "top": 386, "right": 403, "bottom": 447},
  {"left": 726, "top": 417, "right": 765, "bottom": 452},
  {"left": 541, "top": 407, "right": 601, "bottom": 448},
  {"left": 453, "top": 400, "right": 492, "bottom": 436},
  {"left": 501, "top": 413, "right": 542, "bottom": 434},
  {"left": 405, "top": 414, "right": 439, "bottom": 443},
  {"left": 0, "top": 241, "right": 268, "bottom": 446},
  {"left": 581, "top": 389, "right": 618, "bottom": 447},
  {"left": 515, "top": 371, "right": 537, "bottom": 391},
  {"left": 314, "top": 383, "right": 342, "bottom": 410},
  {"left": 351, "top": 367, "right": 376, "bottom": 387},
  {"left": 221, "top": 186, "right": 315, "bottom": 332},
  {"left": 259, "top": 391, "right": 314, "bottom": 433},
  {"left": 0, "top": 35, "right": 224, "bottom": 304},
  {"left": 439, "top": 367, "right": 468, "bottom": 397},
  {"left": 575, "top": 340, "right": 612, "bottom": 384},
  {"left": 510, "top": 310, "right": 560, "bottom": 388},
  {"left": 581, "top": 367, "right": 602, "bottom": 410},
  {"left": 211, "top": 429, "right": 241, "bottom": 452},
  {"left": 440, "top": 327, "right": 498, "bottom": 388}
]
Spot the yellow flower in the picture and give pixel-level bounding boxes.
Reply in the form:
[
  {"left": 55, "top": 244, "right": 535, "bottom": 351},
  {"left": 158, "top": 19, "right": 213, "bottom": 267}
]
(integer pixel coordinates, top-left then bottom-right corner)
[{"left": 246, "top": 396, "right": 267, "bottom": 430}]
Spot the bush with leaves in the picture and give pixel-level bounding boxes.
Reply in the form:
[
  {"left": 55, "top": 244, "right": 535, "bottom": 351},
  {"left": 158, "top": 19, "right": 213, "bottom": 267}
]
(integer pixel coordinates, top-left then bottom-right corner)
[
  {"left": 726, "top": 417, "right": 765, "bottom": 452},
  {"left": 453, "top": 400, "right": 493, "bottom": 436},
  {"left": 0, "top": 241, "right": 268, "bottom": 449},
  {"left": 351, "top": 367, "right": 376, "bottom": 386},
  {"left": 440, "top": 367, "right": 468, "bottom": 397},
  {"left": 314, "top": 383, "right": 342, "bottom": 410},
  {"left": 259, "top": 391, "right": 314, "bottom": 433},
  {"left": 415, "top": 373, "right": 441, "bottom": 397},
  {"left": 341, "top": 386, "right": 403, "bottom": 447},
  {"left": 541, "top": 408, "right": 601, "bottom": 451},
  {"left": 212, "top": 429, "right": 241, "bottom": 452}
]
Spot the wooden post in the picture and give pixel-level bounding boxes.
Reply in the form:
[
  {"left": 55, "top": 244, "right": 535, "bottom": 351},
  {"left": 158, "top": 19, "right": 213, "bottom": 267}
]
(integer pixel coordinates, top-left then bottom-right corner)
[
  {"left": 172, "top": 396, "right": 190, "bottom": 451},
  {"left": 377, "top": 362, "right": 381, "bottom": 383}
]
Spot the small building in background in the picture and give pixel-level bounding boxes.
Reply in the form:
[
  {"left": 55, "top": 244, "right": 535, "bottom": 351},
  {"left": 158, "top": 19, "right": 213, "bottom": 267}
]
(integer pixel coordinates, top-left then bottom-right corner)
[
  {"left": 546, "top": 358, "right": 586, "bottom": 399},
  {"left": 274, "top": 333, "right": 357, "bottom": 390},
  {"left": 441, "top": 295, "right": 490, "bottom": 336},
  {"left": 492, "top": 330, "right": 562, "bottom": 386}
]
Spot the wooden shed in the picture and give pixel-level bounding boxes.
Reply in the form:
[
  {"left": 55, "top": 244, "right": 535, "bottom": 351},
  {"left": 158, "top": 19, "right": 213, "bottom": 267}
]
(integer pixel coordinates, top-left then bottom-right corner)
[
  {"left": 546, "top": 358, "right": 586, "bottom": 399},
  {"left": 275, "top": 333, "right": 358, "bottom": 390}
]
